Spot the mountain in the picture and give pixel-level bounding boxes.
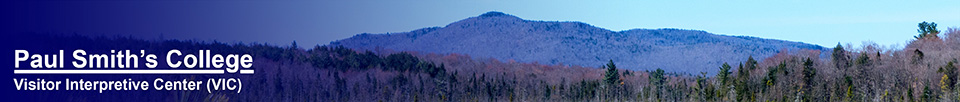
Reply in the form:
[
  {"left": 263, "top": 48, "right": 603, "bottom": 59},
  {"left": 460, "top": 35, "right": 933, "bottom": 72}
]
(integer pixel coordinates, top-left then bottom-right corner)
[{"left": 330, "top": 11, "right": 826, "bottom": 74}]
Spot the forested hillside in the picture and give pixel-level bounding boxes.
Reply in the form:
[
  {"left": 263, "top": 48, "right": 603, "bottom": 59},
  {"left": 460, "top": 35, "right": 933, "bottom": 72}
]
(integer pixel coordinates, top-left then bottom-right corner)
[{"left": 331, "top": 11, "right": 826, "bottom": 74}]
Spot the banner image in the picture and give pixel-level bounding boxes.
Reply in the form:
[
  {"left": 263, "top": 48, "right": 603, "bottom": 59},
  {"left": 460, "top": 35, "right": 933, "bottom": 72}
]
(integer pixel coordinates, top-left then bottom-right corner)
[{"left": 5, "top": 0, "right": 960, "bottom": 102}]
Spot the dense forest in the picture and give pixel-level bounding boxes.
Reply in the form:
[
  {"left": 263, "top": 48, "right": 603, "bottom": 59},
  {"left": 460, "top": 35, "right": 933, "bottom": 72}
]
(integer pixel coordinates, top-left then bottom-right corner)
[{"left": 13, "top": 24, "right": 960, "bottom": 102}]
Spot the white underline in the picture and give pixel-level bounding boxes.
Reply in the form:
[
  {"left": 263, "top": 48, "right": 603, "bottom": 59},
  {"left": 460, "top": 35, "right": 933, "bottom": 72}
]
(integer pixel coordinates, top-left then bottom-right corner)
[
  {"left": 13, "top": 70, "right": 255, "bottom": 74},
  {"left": 240, "top": 70, "right": 254, "bottom": 74}
]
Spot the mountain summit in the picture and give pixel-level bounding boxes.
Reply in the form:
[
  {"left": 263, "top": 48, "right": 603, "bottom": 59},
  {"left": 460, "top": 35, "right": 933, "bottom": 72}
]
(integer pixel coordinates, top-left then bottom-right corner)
[
  {"left": 478, "top": 11, "right": 511, "bottom": 17},
  {"left": 331, "top": 11, "right": 825, "bottom": 74}
]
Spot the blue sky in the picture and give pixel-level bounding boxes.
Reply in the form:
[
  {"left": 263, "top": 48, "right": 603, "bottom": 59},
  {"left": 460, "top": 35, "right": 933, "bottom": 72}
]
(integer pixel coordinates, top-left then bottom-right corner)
[{"left": 11, "top": 0, "right": 960, "bottom": 48}]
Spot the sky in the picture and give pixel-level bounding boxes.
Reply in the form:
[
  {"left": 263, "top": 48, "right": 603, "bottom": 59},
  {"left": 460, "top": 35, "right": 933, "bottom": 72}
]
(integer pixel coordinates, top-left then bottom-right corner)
[{"left": 10, "top": 0, "right": 960, "bottom": 48}]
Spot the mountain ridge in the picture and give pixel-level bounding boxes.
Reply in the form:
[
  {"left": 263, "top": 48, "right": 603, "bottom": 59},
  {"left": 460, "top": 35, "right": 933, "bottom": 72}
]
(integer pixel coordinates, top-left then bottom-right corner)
[{"left": 330, "top": 11, "right": 827, "bottom": 74}]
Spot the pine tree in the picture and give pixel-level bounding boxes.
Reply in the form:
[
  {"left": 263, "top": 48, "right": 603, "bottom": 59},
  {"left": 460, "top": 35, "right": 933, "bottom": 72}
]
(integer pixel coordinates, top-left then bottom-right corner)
[
  {"left": 603, "top": 60, "right": 620, "bottom": 85},
  {"left": 736, "top": 56, "right": 758, "bottom": 101},
  {"left": 716, "top": 62, "right": 732, "bottom": 101},
  {"left": 696, "top": 72, "right": 716, "bottom": 101},
  {"left": 916, "top": 21, "right": 940, "bottom": 39},
  {"left": 649, "top": 68, "right": 666, "bottom": 100},
  {"left": 801, "top": 58, "right": 817, "bottom": 100},
  {"left": 833, "top": 43, "right": 850, "bottom": 70},
  {"left": 736, "top": 62, "right": 752, "bottom": 101},
  {"left": 746, "top": 56, "right": 758, "bottom": 70},
  {"left": 602, "top": 60, "right": 621, "bottom": 100}
]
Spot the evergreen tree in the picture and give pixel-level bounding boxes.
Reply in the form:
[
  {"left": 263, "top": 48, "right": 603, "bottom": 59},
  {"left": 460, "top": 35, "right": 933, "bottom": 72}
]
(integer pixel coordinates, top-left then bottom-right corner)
[
  {"left": 736, "top": 56, "right": 758, "bottom": 101},
  {"left": 802, "top": 58, "right": 817, "bottom": 100},
  {"left": 602, "top": 60, "right": 621, "bottom": 100},
  {"left": 735, "top": 62, "right": 753, "bottom": 101},
  {"left": 746, "top": 56, "right": 758, "bottom": 70},
  {"left": 921, "top": 86, "right": 934, "bottom": 101},
  {"left": 916, "top": 21, "right": 940, "bottom": 39},
  {"left": 855, "top": 53, "right": 872, "bottom": 66},
  {"left": 649, "top": 68, "right": 666, "bottom": 100},
  {"left": 802, "top": 58, "right": 817, "bottom": 87},
  {"left": 939, "top": 62, "right": 957, "bottom": 90},
  {"left": 716, "top": 62, "right": 732, "bottom": 100},
  {"left": 649, "top": 69, "right": 666, "bottom": 87},
  {"left": 844, "top": 76, "right": 855, "bottom": 101},
  {"left": 603, "top": 60, "right": 621, "bottom": 85},
  {"left": 290, "top": 41, "right": 298, "bottom": 49},
  {"left": 833, "top": 43, "right": 850, "bottom": 70},
  {"left": 696, "top": 72, "right": 715, "bottom": 101}
]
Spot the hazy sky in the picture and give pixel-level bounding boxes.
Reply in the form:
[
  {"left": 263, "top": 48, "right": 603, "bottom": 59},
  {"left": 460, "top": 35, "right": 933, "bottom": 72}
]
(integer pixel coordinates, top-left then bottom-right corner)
[{"left": 11, "top": 0, "right": 960, "bottom": 48}]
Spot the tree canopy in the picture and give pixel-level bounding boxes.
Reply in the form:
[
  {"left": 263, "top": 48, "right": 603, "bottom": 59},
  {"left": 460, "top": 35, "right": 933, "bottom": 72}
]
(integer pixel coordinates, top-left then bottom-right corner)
[{"left": 916, "top": 21, "right": 940, "bottom": 39}]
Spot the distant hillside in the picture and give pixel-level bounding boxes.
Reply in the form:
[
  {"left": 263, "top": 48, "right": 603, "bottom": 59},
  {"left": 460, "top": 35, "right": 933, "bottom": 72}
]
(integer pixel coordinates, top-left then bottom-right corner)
[{"left": 331, "top": 11, "right": 826, "bottom": 74}]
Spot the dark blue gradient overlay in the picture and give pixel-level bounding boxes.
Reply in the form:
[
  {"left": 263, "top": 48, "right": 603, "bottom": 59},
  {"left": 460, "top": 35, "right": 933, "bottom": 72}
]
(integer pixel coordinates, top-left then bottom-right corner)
[
  {"left": 5, "top": 1, "right": 273, "bottom": 101},
  {"left": 7, "top": 0, "right": 352, "bottom": 48}
]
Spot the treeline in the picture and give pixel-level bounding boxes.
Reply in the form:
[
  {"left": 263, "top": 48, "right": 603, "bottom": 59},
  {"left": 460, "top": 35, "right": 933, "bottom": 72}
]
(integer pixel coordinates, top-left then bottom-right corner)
[
  {"left": 305, "top": 45, "right": 448, "bottom": 78},
  {"left": 623, "top": 26, "right": 960, "bottom": 102}
]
